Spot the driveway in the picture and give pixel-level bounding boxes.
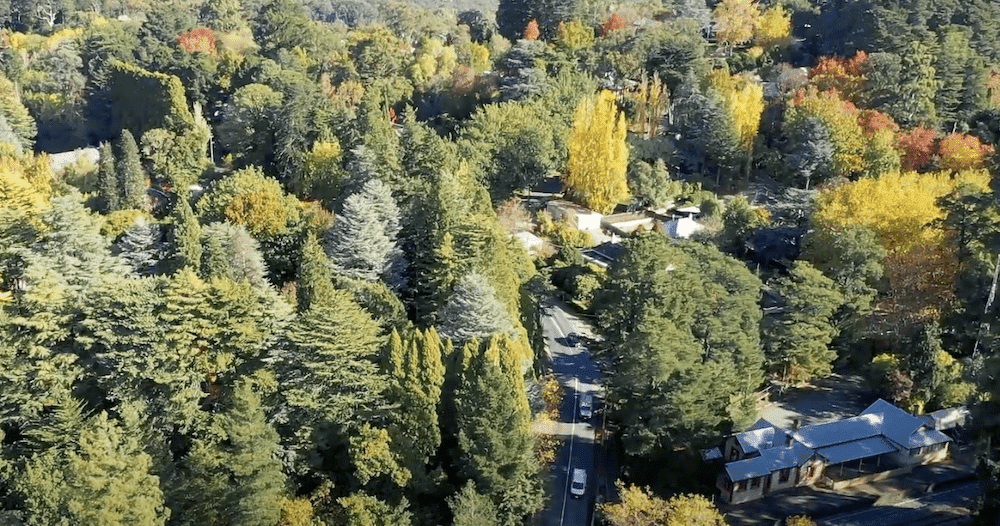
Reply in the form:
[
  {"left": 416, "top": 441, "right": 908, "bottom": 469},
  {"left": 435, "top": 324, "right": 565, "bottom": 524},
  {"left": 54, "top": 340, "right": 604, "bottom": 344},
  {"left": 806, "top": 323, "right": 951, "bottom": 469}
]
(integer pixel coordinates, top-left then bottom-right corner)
[
  {"left": 536, "top": 298, "right": 605, "bottom": 526},
  {"left": 758, "top": 373, "right": 872, "bottom": 429}
]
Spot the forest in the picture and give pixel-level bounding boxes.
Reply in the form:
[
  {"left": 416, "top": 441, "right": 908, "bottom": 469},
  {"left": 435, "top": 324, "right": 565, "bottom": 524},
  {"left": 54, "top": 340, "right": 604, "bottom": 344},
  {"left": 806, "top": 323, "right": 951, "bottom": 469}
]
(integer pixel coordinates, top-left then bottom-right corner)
[{"left": 1, "top": 0, "right": 1000, "bottom": 523}]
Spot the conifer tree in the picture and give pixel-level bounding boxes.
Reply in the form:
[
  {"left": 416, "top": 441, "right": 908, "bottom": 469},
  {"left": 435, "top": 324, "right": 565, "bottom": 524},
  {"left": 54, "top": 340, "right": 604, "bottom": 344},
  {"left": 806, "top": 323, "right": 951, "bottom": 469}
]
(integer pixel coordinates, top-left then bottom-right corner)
[
  {"left": 453, "top": 336, "right": 542, "bottom": 525},
  {"left": 336, "top": 492, "right": 412, "bottom": 526},
  {"left": 326, "top": 178, "right": 402, "bottom": 283},
  {"left": 97, "top": 141, "right": 119, "bottom": 213},
  {"left": 173, "top": 381, "right": 286, "bottom": 526},
  {"left": 116, "top": 129, "right": 148, "bottom": 211},
  {"left": 449, "top": 482, "right": 501, "bottom": 526},
  {"left": 296, "top": 230, "right": 335, "bottom": 312},
  {"left": 0, "top": 113, "right": 23, "bottom": 156},
  {"left": 762, "top": 262, "right": 845, "bottom": 383},
  {"left": 202, "top": 233, "right": 233, "bottom": 281},
  {"left": 201, "top": 222, "right": 268, "bottom": 287},
  {"left": 438, "top": 272, "right": 515, "bottom": 343},
  {"left": 169, "top": 196, "right": 202, "bottom": 272},
  {"left": 16, "top": 403, "right": 169, "bottom": 526},
  {"left": 115, "top": 216, "right": 164, "bottom": 275},
  {"left": 565, "top": 90, "right": 629, "bottom": 214}
]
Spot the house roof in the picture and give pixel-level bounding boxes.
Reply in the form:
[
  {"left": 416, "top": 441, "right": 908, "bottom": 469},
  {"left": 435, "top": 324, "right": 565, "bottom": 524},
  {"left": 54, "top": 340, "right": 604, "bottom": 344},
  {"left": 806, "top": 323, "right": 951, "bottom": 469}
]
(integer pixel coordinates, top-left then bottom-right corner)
[
  {"left": 816, "top": 436, "right": 897, "bottom": 465},
  {"left": 907, "top": 427, "right": 952, "bottom": 449},
  {"left": 736, "top": 425, "right": 788, "bottom": 455},
  {"left": 725, "top": 456, "right": 771, "bottom": 481},
  {"left": 789, "top": 413, "right": 882, "bottom": 449},
  {"left": 860, "top": 399, "right": 927, "bottom": 447}
]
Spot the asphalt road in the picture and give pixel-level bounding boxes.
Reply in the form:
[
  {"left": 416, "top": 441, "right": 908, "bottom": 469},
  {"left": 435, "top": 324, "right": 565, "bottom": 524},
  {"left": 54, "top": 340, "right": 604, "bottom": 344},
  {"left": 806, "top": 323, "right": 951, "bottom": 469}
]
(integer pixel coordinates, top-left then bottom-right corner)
[
  {"left": 537, "top": 298, "right": 604, "bottom": 526},
  {"left": 819, "top": 482, "right": 980, "bottom": 526}
]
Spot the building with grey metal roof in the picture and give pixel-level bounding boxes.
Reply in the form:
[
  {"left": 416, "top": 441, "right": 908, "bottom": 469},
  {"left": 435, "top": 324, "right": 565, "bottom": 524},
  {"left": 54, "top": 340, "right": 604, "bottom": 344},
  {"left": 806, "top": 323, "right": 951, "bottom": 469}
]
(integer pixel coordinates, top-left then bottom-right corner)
[{"left": 717, "top": 399, "right": 955, "bottom": 504}]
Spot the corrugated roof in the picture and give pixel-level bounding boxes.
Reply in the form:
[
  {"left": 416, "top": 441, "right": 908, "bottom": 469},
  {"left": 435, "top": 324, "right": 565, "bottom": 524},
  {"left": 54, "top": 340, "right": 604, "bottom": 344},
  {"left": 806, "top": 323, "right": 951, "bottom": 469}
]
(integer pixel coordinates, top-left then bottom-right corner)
[
  {"left": 726, "top": 456, "right": 771, "bottom": 481},
  {"left": 861, "top": 399, "right": 926, "bottom": 447},
  {"left": 817, "top": 436, "right": 897, "bottom": 465},
  {"left": 747, "top": 418, "right": 775, "bottom": 431},
  {"left": 789, "top": 413, "right": 883, "bottom": 448},
  {"left": 907, "top": 428, "right": 952, "bottom": 448},
  {"left": 736, "top": 425, "right": 788, "bottom": 455},
  {"left": 759, "top": 442, "right": 814, "bottom": 471}
]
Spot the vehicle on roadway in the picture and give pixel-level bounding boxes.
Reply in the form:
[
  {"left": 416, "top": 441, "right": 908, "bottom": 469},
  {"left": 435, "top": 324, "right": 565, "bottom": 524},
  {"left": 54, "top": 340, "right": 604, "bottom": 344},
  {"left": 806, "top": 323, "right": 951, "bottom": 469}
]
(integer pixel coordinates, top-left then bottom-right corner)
[
  {"left": 579, "top": 394, "right": 593, "bottom": 420},
  {"left": 570, "top": 468, "right": 587, "bottom": 498}
]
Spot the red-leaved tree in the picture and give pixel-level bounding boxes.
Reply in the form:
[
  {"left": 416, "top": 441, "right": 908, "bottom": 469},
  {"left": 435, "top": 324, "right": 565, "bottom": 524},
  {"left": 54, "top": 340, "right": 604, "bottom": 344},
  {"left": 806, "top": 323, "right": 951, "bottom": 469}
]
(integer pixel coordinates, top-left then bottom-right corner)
[
  {"left": 600, "top": 13, "right": 626, "bottom": 35},
  {"left": 896, "top": 127, "right": 937, "bottom": 171},
  {"left": 938, "top": 133, "right": 994, "bottom": 172},
  {"left": 178, "top": 27, "right": 217, "bottom": 55},
  {"left": 524, "top": 19, "right": 540, "bottom": 41}
]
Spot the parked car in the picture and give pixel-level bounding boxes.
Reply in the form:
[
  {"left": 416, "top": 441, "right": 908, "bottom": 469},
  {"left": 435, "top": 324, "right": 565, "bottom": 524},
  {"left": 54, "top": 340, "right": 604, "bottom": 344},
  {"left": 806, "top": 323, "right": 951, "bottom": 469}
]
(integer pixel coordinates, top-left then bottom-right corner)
[
  {"left": 579, "top": 394, "right": 593, "bottom": 420},
  {"left": 570, "top": 468, "right": 587, "bottom": 498}
]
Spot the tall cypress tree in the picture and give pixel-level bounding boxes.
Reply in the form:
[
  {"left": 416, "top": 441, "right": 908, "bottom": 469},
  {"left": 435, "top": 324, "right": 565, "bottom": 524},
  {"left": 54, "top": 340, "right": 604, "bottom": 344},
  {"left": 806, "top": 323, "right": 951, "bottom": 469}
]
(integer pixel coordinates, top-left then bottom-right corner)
[
  {"left": 169, "top": 196, "right": 202, "bottom": 273},
  {"left": 97, "top": 141, "right": 119, "bottom": 213},
  {"left": 116, "top": 129, "right": 147, "bottom": 211},
  {"left": 296, "top": 231, "right": 335, "bottom": 312}
]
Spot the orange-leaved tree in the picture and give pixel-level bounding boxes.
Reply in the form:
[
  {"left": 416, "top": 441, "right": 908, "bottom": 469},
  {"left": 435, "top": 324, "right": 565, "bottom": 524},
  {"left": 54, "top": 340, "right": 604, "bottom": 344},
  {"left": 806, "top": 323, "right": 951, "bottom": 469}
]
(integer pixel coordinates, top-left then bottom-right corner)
[
  {"left": 601, "top": 13, "right": 626, "bottom": 35},
  {"left": 938, "top": 133, "right": 994, "bottom": 172},
  {"left": 566, "top": 90, "right": 629, "bottom": 214},
  {"left": 524, "top": 19, "right": 540, "bottom": 41},
  {"left": 895, "top": 127, "right": 937, "bottom": 171},
  {"left": 808, "top": 51, "right": 867, "bottom": 102}
]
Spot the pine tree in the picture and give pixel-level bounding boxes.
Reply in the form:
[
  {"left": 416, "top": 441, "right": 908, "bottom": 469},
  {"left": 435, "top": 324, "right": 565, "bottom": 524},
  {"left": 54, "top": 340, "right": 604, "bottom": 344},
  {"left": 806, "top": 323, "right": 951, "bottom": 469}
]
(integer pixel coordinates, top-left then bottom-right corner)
[
  {"left": 0, "top": 113, "right": 24, "bottom": 156},
  {"left": 326, "top": 178, "right": 402, "bottom": 282},
  {"left": 97, "top": 141, "right": 119, "bottom": 213},
  {"left": 115, "top": 216, "right": 164, "bottom": 275},
  {"left": 296, "top": 231, "right": 335, "bottom": 312},
  {"left": 170, "top": 196, "right": 202, "bottom": 272},
  {"left": 116, "top": 129, "right": 148, "bottom": 211},
  {"left": 565, "top": 90, "right": 629, "bottom": 214},
  {"left": 202, "top": 232, "right": 234, "bottom": 281},
  {"left": 173, "top": 380, "right": 286, "bottom": 526},
  {"left": 438, "top": 272, "right": 515, "bottom": 343},
  {"left": 762, "top": 262, "right": 845, "bottom": 383}
]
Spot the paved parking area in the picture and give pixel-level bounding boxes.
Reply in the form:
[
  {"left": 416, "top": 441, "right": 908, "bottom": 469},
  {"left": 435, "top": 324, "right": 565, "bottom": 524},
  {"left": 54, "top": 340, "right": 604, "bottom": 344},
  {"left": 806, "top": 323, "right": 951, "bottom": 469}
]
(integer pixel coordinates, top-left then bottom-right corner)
[{"left": 758, "top": 373, "right": 872, "bottom": 429}]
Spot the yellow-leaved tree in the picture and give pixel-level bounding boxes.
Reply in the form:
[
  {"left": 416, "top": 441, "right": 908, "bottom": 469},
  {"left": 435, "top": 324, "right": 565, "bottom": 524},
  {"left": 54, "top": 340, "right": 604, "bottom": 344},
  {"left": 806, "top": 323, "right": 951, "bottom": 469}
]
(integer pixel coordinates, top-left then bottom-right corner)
[
  {"left": 753, "top": 5, "right": 792, "bottom": 50},
  {"left": 0, "top": 154, "right": 53, "bottom": 213},
  {"left": 566, "top": 90, "right": 629, "bottom": 214},
  {"left": 814, "top": 169, "right": 990, "bottom": 324},
  {"left": 712, "top": 0, "right": 761, "bottom": 49},
  {"left": 710, "top": 70, "right": 765, "bottom": 150}
]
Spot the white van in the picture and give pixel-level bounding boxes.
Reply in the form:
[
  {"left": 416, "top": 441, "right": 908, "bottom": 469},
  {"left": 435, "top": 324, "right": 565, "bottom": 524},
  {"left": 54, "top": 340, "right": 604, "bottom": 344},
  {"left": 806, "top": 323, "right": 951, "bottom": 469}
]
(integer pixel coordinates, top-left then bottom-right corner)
[{"left": 570, "top": 468, "right": 587, "bottom": 498}]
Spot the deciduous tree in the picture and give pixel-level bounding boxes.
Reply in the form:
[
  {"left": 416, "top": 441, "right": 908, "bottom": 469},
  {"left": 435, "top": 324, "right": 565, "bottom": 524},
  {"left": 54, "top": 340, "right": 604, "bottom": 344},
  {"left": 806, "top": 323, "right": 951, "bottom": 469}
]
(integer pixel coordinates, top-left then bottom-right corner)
[{"left": 565, "top": 90, "right": 629, "bottom": 214}]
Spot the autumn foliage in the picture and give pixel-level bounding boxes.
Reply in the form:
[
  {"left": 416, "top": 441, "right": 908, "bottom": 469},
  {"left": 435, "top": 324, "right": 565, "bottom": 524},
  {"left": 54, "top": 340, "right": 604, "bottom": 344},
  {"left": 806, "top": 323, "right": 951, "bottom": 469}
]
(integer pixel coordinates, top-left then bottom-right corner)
[
  {"left": 178, "top": 27, "right": 217, "bottom": 55},
  {"left": 523, "top": 19, "right": 540, "bottom": 41},
  {"left": 937, "top": 133, "right": 994, "bottom": 172},
  {"left": 858, "top": 110, "right": 899, "bottom": 135},
  {"left": 809, "top": 51, "right": 868, "bottom": 101},
  {"left": 895, "top": 127, "right": 937, "bottom": 171},
  {"left": 601, "top": 13, "right": 626, "bottom": 35},
  {"left": 566, "top": 90, "right": 629, "bottom": 214}
]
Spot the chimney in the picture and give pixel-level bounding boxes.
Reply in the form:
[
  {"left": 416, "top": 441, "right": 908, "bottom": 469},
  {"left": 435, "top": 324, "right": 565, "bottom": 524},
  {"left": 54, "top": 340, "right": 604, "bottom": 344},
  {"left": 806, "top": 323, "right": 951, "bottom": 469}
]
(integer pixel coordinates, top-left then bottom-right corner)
[
  {"left": 792, "top": 418, "right": 800, "bottom": 430},
  {"left": 785, "top": 433, "right": 794, "bottom": 447}
]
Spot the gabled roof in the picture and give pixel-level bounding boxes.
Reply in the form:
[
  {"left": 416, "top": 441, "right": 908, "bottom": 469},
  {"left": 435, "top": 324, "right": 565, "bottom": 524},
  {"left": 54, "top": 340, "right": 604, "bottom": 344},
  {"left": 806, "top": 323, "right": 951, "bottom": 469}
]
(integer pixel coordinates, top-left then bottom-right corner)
[
  {"left": 907, "top": 427, "right": 951, "bottom": 449},
  {"left": 725, "top": 456, "right": 771, "bottom": 482},
  {"left": 726, "top": 442, "right": 814, "bottom": 481},
  {"left": 736, "top": 425, "right": 788, "bottom": 455},
  {"left": 789, "top": 413, "right": 882, "bottom": 449},
  {"left": 861, "top": 399, "right": 926, "bottom": 447}
]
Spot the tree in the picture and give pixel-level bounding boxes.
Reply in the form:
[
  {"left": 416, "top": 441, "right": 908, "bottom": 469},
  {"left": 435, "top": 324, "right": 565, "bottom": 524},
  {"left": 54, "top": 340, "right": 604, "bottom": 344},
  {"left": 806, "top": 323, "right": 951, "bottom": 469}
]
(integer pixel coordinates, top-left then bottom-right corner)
[
  {"left": 753, "top": 5, "right": 791, "bottom": 50},
  {"left": 628, "top": 159, "right": 682, "bottom": 210},
  {"left": 15, "top": 404, "right": 169, "bottom": 526},
  {"left": 335, "top": 492, "right": 411, "bottom": 526},
  {"left": 449, "top": 482, "right": 501, "bottom": 526},
  {"left": 801, "top": 221, "right": 886, "bottom": 318},
  {"left": 197, "top": 166, "right": 301, "bottom": 238},
  {"left": 938, "top": 133, "right": 994, "bottom": 172},
  {"left": 497, "top": 0, "right": 532, "bottom": 41},
  {"left": 523, "top": 19, "right": 540, "bottom": 41},
  {"left": 453, "top": 336, "right": 542, "bottom": 525},
  {"left": 325, "top": 178, "right": 402, "bottom": 283},
  {"left": 600, "top": 485, "right": 726, "bottom": 526},
  {"left": 671, "top": 79, "right": 743, "bottom": 187},
  {"left": 712, "top": 0, "right": 760, "bottom": 49},
  {"left": 296, "top": 231, "right": 335, "bottom": 312},
  {"left": 0, "top": 74, "right": 36, "bottom": 152},
  {"left": 720, "top": 196, "right": 768, "bottom": 258},
  {"left": 200, "top": 222, "right": 269, "bottom": 287},
  {"left": 565, "top": 90, "right": 629, "bottom": 214},
  {"left": 438, "top": 272, "right": 515, "bottom": 343},
  {"left": 596, "top": 236, "right": 764, "bottom": 451},
  {"left": 787, "top": 117, "right": 835, "bottom": 189},
  {"left": 785, "top": 88, "right": 865, "bottom": 180},
  {"left": 115, "top": 129, "right": 147, "bottom": 211},
  {"left": 763, "top": 262, "right": 845, "bottom": 383},
  {"left": 115, "top": 216, "right": 164, "bottom": 275},
  {"left": 896, "top": 126, "right": 937, "bottom": 172},
  {"left": 172, "top": 380, "right": 286, "bottom": 526},
  {"left": 216, "top": 83, "right": 283, "bottom": 169},
  {"left": 97, "top": 141, "right": 119, "bottom": 213},
  {"left": 169, "top": 196, "right": 203, "bottom": 273}
]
